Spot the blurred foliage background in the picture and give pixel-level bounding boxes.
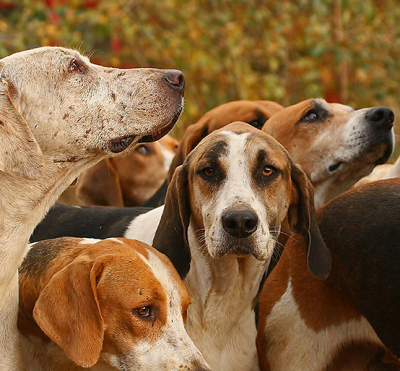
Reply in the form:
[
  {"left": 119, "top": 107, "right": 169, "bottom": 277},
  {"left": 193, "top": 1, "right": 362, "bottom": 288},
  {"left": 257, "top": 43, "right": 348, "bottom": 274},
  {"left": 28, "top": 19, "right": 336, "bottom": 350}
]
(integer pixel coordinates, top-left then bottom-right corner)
[{"left": 0, "top": 0, "right": 399, "bottom": 155}]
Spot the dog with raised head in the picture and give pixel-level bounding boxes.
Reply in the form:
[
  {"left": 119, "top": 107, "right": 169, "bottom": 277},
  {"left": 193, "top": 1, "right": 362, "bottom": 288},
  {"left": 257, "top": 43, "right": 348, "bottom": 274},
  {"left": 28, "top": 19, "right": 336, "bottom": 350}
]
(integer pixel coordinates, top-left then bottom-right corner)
[
  {"left": 257, "top": 179, "right": 400, "bottom": 371},
  {"left": 75, "top": 134, "right": 178, "bottom": 207},
  {"left": 262, "top": 98, "right": 394, "bottom": 207},
  {"left": 0, "top": 46, "right": 184, "bottom": 369},
  {"left": 32, "top": 122, "right": 331, "bottom": 371},
  {"left": 18, "top": 237, "right": 210, "bottom": 371}
]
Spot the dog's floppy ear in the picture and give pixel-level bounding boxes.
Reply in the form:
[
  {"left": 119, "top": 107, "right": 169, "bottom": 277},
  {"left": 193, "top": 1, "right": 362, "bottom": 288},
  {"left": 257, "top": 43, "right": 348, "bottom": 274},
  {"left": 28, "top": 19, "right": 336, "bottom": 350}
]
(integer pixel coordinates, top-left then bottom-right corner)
[
  {"left": 0, "top": 79, "right": 44, "bottom": 179},
  {"left": 33, "top": 257, "right": 104, "bottom": 368},
  {"left": 76, "top": 158, "right": 124, "bottom": 206},
  {"left": 153, "top": 163, "right": 191, "bottom": 278},
  {"left": 288, "top": 162, "right": 331, "bottom": 279},
  {"left": 168, "top": 122, "right": 209, "bottom": 182}
]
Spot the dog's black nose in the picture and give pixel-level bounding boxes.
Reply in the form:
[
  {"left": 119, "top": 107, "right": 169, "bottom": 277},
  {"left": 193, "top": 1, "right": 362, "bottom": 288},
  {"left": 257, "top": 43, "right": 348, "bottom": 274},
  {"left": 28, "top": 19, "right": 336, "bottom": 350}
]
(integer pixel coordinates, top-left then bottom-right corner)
[
  {"left": 222, "top": 209, "right": 258, "bottom": 238},
  {"left": 366, "top": 107, "right": 394, "bottom": 131},
  {"left": 164, "top": 70, "right": 185, "bottom": 92}
]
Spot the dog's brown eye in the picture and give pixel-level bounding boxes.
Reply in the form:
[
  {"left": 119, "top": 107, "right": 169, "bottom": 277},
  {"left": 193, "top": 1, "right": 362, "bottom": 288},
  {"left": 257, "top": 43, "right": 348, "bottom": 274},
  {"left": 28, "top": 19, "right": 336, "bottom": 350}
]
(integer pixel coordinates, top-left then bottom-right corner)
[
  {"left": 203, "top": 167, "right": 215, "bottom": 177},
  {"left": 135, "top": 144, "right": 150, "bottom": 155},
  {"left": 263, "top": 166, "right": 276, "bottom": 177},
  {"left": 136, "top": 306, "right": 151, "bottom": 317},
  {"left": 173, "top": 145, "right": 178, "bottom": 152}
]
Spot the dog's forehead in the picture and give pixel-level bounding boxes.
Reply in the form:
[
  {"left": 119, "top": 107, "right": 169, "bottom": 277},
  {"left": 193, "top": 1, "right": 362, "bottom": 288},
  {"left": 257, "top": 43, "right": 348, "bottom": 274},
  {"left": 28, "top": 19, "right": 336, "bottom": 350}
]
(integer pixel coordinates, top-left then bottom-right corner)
[
  {"left": 1, "top": 47, "right": 89, "bottom": 66},
  {"left": 187, "top": 127, "right": 289, "bottom": 173}
]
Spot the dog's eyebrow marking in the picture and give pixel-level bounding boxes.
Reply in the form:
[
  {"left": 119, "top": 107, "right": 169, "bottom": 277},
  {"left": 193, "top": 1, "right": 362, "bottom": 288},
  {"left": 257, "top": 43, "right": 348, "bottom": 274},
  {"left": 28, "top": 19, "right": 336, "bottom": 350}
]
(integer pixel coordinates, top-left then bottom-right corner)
[{"left": 198, "top": 140, "right": 228, "bottom": 163}]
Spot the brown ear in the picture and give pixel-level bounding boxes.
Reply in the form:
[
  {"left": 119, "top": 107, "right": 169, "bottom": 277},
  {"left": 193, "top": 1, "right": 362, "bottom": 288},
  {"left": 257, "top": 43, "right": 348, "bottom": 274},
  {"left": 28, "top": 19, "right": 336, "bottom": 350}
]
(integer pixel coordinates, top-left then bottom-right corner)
[
  {"left": 0, "top": 79, "right": 44, "bottom": 179},
  {"left": 76, "top": 158, "right": 124, "bottom": 206},
  {"left": 33, "top": 257, "right": 104, "bottom": 368},
  {"left": 153, "top": 163, "right": 191, "bottom": 278},
  {"left": 168, "top": 122, "right": 209, "bottom": 182},
  {"left": 288, "top": 162, "right": 331, "bottom": 279}
]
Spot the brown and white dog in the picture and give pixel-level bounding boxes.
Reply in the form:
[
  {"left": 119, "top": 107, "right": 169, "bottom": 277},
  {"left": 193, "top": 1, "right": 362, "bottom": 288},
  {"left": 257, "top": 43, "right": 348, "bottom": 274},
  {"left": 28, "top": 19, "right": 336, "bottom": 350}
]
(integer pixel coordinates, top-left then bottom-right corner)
[
  {"left": 257, "top": 179, "right": 400, "bottom": 371},
  {"left": 30, "top": 122, "right": 330, "bottom": 371},
  {"left": 167, "top": 100, "right": 284, "bottom": 181},
  {"left": 0, "top": 47, "right": 183, "bottom": 369},
  {"left": 262, "top": 99, "right": 394, "bottom": 207},
  {"left": 18, "top": 237, "right": 210, "bottom": 371},
  {"left": 75, "top": 135, "right": 178, "bottom": 207},
  {"left": 143, "top": 100, "right": 284, "bottom": 206},
  {"left": 123, "top": 122, "right": 330, "bottom": 371}
]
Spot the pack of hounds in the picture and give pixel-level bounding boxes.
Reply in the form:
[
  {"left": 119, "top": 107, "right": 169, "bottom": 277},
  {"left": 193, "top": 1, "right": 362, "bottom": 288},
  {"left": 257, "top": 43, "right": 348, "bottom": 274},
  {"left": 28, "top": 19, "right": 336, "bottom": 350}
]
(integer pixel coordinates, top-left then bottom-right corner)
[{"left": 0, "top": 47, "right": 399, "bottom": 371}]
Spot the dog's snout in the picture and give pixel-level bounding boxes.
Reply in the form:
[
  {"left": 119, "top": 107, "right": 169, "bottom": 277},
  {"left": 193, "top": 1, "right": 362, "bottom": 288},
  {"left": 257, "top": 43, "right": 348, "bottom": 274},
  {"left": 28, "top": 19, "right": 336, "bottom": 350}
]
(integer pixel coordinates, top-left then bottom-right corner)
[
  {"left": 222, "top": 209, "right": 258, "bottom": 238},
  {"left": 366, "top": 107, "right": 394, "bottom": 131},
  {"left": 164, "top": 70, "right": 185, "bottom": 92}
]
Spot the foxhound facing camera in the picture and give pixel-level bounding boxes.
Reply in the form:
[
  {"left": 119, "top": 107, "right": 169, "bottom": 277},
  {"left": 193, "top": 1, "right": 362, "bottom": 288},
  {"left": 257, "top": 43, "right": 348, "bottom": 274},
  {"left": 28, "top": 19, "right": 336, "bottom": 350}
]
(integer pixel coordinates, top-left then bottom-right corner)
[
  {"left": 151, "top": 122, "right": 330, "bottom": 371},
  {"left": 19, "top": 238, "right": 210, "bottom": 371}
]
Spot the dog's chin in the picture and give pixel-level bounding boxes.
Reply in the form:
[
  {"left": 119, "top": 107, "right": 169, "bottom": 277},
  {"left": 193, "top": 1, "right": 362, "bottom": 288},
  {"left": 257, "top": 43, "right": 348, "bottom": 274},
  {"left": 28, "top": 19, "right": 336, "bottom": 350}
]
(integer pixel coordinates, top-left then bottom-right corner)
[
  {"left": 211, "top": 241, "right": 268, "bottom": 261},
  {"left": 108, "top": 105, "right": 183, "bottom": 153}
]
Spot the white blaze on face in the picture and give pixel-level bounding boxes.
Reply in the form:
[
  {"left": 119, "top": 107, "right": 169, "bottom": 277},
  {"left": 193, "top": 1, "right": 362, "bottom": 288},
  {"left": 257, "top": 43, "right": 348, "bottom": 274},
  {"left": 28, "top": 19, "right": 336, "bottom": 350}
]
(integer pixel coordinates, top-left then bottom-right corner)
[
  {"left": 203, "top": 131, "right": 274, "bottom": 261},
  {"left": 112, "top": 249, "right": 208, "bottom": 370}
]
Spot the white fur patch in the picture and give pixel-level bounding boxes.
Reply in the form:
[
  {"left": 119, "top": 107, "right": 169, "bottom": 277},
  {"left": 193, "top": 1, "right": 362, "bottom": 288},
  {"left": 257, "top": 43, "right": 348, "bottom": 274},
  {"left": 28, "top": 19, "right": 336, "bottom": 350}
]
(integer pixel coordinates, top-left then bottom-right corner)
[
  {"left": 124, "top": 206, "right": 164, "bottom": 245},
  {"left": 79, "top": 238, "right": 101, "bottom": 245}
]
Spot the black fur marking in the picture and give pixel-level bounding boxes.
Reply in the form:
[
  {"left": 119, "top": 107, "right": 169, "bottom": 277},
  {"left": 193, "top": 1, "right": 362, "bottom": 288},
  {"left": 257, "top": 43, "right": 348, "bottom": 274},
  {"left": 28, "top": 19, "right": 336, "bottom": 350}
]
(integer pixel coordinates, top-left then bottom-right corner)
[
  {"left": 20, "top": 238, "right": 70, "bottom": 276},
  {"left": 30, "top": 203, "right": 152, "bottom": 242}
]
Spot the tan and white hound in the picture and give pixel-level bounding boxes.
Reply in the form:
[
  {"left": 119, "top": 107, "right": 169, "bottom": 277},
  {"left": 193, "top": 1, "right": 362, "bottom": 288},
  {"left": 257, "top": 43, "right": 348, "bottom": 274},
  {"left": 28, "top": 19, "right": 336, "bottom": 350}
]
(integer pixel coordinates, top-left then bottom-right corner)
[{"left": 18, "top": 237, "right": 209, "bottom": 370}]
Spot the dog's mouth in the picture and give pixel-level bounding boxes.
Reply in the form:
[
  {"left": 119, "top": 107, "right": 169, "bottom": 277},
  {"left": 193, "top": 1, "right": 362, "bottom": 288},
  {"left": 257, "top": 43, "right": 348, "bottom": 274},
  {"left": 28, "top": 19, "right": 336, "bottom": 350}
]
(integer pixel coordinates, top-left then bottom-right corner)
[
  {"left": 228, "top": 246, "right": 252, "bottom": 257},
  {"left": 108, "top": 106, "right": 183, "bottom": 153},
  {"left": 139, "top": 107, "right": 182, "bottom": 143},
  {"left": 375, "top": 140, "right": 394, "bottom": 165}
]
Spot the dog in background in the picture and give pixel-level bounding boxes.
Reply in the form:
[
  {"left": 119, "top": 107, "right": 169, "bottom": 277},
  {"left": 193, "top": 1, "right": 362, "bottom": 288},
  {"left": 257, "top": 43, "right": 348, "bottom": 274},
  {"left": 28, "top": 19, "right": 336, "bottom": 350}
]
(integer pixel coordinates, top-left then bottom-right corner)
[
  {"left": 263, "top": 99, "right": 394, "bottom": 207},
  {"left": 75, "top": 135, "right": 178, "bottom": 207}
]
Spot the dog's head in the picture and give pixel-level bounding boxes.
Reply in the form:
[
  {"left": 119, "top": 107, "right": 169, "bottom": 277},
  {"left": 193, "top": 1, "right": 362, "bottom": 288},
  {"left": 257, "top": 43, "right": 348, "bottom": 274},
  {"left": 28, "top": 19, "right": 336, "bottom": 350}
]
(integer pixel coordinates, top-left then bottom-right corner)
[
  {"left": 0, "top": 47, "right": 184, "bottom": 179},
  {"left": 168, "top": 100, "right": 284, "bottom": 181},
  {"left": 263, "top": 98, "right": 394, "bottom": 206},
  {"left": 19, "top": 238, "right": 209, "bottom": 370},
  {"left": 76, "top": 135, "right": 179, "bottom": 207},
  {"left": 153, "top": 122, "right": 331, "bottom": 280}
]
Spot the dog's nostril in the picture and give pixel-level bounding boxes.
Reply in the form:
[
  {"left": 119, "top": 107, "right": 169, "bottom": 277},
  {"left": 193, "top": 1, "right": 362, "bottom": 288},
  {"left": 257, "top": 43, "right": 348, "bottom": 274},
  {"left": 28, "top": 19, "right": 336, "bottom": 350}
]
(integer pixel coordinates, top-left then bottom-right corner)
[
  {"left": 366, "top": 107, "right": 394, "bottom": 131},
  {"left": 222, "top": 209, "right": 259, "bottom": 238},
  {"left": 164, "top": 70, "right": 185, "bottom": 92}
]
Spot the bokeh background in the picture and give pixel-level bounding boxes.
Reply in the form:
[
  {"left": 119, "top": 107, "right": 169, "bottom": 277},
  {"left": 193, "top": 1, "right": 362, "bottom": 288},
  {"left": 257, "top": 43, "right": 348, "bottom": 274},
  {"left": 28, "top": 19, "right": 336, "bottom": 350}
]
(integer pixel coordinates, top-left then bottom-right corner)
[{"left": 1, "top": 0, "right": 399, "bottom": 156}]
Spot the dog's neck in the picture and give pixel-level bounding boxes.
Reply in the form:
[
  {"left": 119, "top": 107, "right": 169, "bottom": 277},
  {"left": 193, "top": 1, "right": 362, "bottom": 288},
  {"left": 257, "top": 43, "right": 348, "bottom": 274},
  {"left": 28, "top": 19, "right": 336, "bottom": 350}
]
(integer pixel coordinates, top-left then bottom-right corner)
[
  {"left": 184, "top": 222, "right": 268, "bottom": 371},
  {"left": 0, "top": 155, "right": 102, "bottom": 369}
]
